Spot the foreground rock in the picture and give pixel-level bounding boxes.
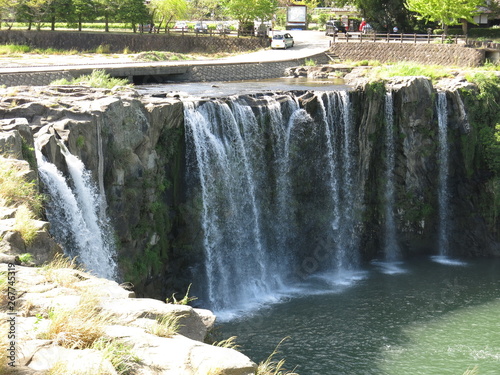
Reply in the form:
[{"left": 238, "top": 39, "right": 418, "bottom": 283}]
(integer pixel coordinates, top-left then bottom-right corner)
[{"left": 0, "top": 263, "right": 256, "bottom": 375}]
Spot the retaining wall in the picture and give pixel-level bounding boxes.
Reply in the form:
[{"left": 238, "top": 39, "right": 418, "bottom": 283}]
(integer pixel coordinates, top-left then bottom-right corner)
[
  {"left": 0, "top": 52, "right": 331, "bottom": 87},
  {"left": 330, "top": 42, "right": 485, "bottom": 67},
  {"left": 0, "top": 30, "right": 268, "bottom": 54}
]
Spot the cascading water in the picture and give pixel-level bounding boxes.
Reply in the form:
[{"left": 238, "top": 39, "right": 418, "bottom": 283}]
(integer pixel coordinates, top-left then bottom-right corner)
[
  {"left": 184, "top": 91, "right": 362, "bottom": 314},
  {"left": 35, "top": 143, "right": 117, "bottom": 280},
  {"left": 383, "top": 92, "right": 400, "bottom": 261},
  {"left": 437, "top": 92, "right": 450, "bottom": 257},
  {"left": 317, "top": 92, "right": 361, "bottom": 272}
]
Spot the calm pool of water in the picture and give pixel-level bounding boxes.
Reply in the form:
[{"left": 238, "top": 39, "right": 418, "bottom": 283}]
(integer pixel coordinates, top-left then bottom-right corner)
[{"left": 218, "top": 257, "right": 500, "bottom": 375}]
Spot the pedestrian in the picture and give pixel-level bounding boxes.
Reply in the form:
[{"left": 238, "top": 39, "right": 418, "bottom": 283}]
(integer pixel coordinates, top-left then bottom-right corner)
[{"left": 359, "top": 19, "right": 366, "bottom": 32}]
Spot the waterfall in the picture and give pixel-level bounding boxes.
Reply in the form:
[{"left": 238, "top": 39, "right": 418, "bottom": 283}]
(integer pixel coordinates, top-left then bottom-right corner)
[
  {"left": 383, "top": 92, "right": 400, "bottom": 261},
  {"left": 184, "top": 91, "right": 362, "bottom": 313},
  {"left": 184, "top": 98, "right": 279, "bottom": 313},
  {"left": 437, "top": 92, "right": 450, "bottom": 257},
  {"left": 35, "top": 143, "right": 117, "bottom": 280},
  {"left": 318, "top": 92, "right": 361, "bottom": 271}
]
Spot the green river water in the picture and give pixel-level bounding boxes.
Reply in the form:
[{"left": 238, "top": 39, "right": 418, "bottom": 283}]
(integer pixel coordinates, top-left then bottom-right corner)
[{"left": 218, "top": 257, "right": 500, "bottom": 375}]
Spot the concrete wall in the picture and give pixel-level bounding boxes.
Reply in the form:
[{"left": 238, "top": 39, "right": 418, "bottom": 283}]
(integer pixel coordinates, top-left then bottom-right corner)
[
  {"left": 0, "top": 52, "right": 331, "bottom": 87},
  {"left": 0, "top": 30, "right": 268, "bottom": 54},
  {"left": 330, "top": 42, "right": 485, "bottom": 67}
]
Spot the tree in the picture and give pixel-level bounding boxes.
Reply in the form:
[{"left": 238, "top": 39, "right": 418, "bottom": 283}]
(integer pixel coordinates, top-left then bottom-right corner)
[
  {"left": 73, "top": 0, "right": 98, "bottom": 31},
  {"left": 149, "top": 0, "right": 187, "bottom": 32},
  {"left": 21, "top": 0, "right": 53, "bottom": 30},
  {"left": 94, "top": 0, "right": 120, "bottom": 32},
  {"left": 222, "top": 0, "right": 278, "bottom": 28},
  {"left": 405, "top": 0, "right": 484, "bottom": 34},
  {"left": 0, "top": 0, "right": 20, "bottom": 29},
  {"left": 188, "top": 0, "right": 221, "bottom": 20},
  {"left": 120, "top": 0, "right": 149, "bottom": 32},
  {"left": 334, "top": 0, "right": 414, "bottom": 32}
]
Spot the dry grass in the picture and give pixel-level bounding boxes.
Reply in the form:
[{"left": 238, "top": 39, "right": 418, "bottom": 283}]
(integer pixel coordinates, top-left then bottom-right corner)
[
  {"left": 256, "top": 338, "right": 298, "bottom": 375},
  {"left": 42, "top": 253, "right": 86, "bottom": 287},
  {"left": 13, "top": 204, "right": 39, "bottom": 246},
  {"left": 213, "top": 336, "right": 240, "bottom": 351},
  {"left": 0, "top": 157, "right": 43, "bottom": 214},
  {"left": 91, "top": 338, "right": 141, "bottom": 375},
  {"left": 0, "top": 321, "right": 9, "bottom": 374},
  {"left": 40, "top": 293, "right": 112, "bottom": 349},
  {"left": 47, "top": 360, "right": 115, "bottom": 375},
  {"left": 146, "top": 313, "right": 181, "bottom": 338}
]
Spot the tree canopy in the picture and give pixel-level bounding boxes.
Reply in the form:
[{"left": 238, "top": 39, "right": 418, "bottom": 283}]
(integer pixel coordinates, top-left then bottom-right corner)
[
  {"left": 333, "top": 0, "right": 414, "bottom": 31},
  {"left": 405, "top": 0, "right": 484, "bottom": 33},
  {"left": 222, "top": 0, "right": 278, "bottom": 25}
]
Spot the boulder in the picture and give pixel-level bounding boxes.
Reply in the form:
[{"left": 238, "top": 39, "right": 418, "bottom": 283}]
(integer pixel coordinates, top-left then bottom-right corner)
[
  {"left": 99, "top": 298, "right": 215, "bottom": 342},
  {"left": 27, "top": 345, "right": 117, "bottom": 374},
  {"left": 105, "top": 325, "right": 257, "bottom": 375}
]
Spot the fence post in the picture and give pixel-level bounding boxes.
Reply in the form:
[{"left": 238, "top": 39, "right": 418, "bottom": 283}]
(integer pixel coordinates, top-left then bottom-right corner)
[
  {"left": 455, "top": 35, "right": 458, "bottom": 44},
  {"left": 387, "top": 33, "right": 389, "bottom": 42},
  {"left": 400, "top": 33, "right": 403, "bottom": 43},
  {"left": 360, "top": 33, "right": 362, "bottom": 42}
]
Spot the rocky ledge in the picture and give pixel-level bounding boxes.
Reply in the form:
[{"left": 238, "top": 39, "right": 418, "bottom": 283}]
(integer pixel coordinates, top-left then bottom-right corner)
[{"left": 0, "top": 262, "right": 256, "bottom": 375}]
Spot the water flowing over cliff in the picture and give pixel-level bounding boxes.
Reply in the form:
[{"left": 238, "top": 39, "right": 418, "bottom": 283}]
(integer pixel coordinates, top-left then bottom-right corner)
[{"left": 1, "top": 77, "right": 498, "bottom": 312}]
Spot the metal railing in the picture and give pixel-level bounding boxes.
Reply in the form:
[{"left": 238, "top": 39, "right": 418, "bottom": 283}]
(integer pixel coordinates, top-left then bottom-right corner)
[{"left": 332, "top": 32, "right": 468, "bottom": 45}]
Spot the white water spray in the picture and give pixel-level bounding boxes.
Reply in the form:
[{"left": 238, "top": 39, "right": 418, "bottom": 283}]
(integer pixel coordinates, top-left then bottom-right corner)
[{"left": 36, "top": 143, "right": 117, "bottom": 280}]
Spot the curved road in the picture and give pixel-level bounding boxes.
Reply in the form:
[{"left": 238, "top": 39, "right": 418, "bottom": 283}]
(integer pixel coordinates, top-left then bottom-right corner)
[{"left": 0, "top": 30, "right": 331, "bottom": 73}]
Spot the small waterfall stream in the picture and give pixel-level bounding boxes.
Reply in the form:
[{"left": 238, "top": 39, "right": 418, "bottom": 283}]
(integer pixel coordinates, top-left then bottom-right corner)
[
  {"left": 437, "top": 92, "right": 450, "bottom": 257},
  {"left": 36, "top": 142, "right": 117, "bottom": 280},
  {"left": 383, "top": 92, "right": 400, "bottom": 261}
]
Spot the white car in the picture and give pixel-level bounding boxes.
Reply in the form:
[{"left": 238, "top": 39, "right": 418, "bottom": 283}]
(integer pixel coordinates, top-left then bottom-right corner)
[{"left": 271, "top": 33, "right": 294, "bottom": 49}]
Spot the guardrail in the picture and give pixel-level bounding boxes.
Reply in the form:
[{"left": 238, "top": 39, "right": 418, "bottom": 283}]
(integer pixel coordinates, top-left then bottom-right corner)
[{"left": 332, "top": 32, "right": 468, "bottom": 45}]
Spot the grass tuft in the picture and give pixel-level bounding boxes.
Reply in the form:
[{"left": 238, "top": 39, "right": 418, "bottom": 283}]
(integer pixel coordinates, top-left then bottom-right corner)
[
  {"left": 40, "top": 293, "right": 111, "bottom": 349},
  {"left": 91, "top": 337, "right": 141, "bottom": 375},
  {"left": 0, "top": 157, "right": 44, "bottom": 214},
  {"left": 369, "top": 62, "right": 453, "bottom": 82},
  {"left": 13, "top": 204, "right": 39, "bottom": 246},
  {"left": 257, "top": 337, "right": 298, "bottom": 375},
  {"left": 213, "top": 336, "right": 240, "bottom": 350},
  {"left": 146, "top": 313, "right": 181, "bottom": 338},
  {"left": 166, "top": 283, "right": 197, "bottom": 305},
  {"left": 50, "top": 69, "right": 131, "bottom": 89},
  {"left": 42, "top": 253, "right": 86, "bottom": 287}
]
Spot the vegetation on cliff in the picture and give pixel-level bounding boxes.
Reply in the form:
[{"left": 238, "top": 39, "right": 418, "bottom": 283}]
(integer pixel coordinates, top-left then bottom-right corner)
[{"left": 460, "top": 71, "right": 500, "bottom": 235}]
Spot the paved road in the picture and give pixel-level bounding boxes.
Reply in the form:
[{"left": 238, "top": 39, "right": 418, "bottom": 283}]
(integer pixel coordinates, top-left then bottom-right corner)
[
  {"left": 221, "top": 30, "right": 331, "bottom": 62},
  {"left": 0, "top": 30, "right": 331, "bottom": 73}
]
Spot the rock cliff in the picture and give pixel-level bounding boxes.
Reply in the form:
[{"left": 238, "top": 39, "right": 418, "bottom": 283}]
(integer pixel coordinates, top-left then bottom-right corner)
[{"left": 0, "top": 76, "right": 499, "bottom": 303}]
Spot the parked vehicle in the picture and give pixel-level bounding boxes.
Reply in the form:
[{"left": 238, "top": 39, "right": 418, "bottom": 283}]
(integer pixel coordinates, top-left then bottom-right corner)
[
  {"left": 216, "top": 23, "right": 230, "bottom": 34},
  {"left": 194, "top": 22, "right": 208, "bottom": 34},
  {"left": 173, "top": 21, "right": 187, "bottom": 30},
  {"left": 271, "top": 33, "right": 294, "bottom": 49},
  {"left": 325, "top": 20, "right": 346, "bottom": 36}
]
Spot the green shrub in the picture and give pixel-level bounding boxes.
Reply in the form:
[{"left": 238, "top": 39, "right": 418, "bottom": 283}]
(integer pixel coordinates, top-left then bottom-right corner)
[{"left": 50, "top": 69, "right": 131, "bottom": 89}]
